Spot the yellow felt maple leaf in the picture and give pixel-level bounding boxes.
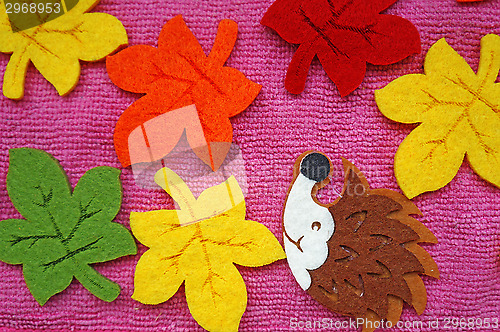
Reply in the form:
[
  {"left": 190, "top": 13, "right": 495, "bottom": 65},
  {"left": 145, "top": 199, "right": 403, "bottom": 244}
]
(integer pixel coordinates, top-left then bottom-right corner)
[
  {"left": 0, "top": 0, "right": 127, "bottom": 99},
  {"left": 375, "top": 34, "right": 500, "bottom": 198},
  {"left": 131, "top": 168, "right": 285, "bottom": 332}
]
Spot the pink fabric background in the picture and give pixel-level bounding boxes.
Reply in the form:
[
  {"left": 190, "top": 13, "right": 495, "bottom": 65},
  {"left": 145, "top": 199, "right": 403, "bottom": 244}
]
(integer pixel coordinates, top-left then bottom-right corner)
[{"left": 0, "top": 0, "right": 499, "bottom": 331}]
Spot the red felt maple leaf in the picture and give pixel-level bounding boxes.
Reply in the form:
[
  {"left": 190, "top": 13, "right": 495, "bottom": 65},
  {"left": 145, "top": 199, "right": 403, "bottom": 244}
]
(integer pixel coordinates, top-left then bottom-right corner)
[
  {"left": 261, "top": 0, "right": 421, "bottom": 96},
  {"left": 106, "top": 15, "right": 261, "bottom": 170}
]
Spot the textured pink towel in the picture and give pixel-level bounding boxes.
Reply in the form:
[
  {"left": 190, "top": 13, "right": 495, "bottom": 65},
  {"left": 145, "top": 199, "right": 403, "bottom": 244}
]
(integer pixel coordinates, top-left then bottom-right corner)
[{"left": 0, "top": 0, "right": 499, "bottom": 331}]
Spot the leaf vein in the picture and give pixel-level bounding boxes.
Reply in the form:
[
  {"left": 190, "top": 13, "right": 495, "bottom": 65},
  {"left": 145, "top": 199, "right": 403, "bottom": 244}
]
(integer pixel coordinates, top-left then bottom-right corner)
[
  {"left": 63, "top": 198, "right": 101, "bottom": 244},
  {"left": 42, "top": 236, "right": 103, "bottom": 271},
  {"left": 9, "top": 234, "right": 59, "bottom": 248}
]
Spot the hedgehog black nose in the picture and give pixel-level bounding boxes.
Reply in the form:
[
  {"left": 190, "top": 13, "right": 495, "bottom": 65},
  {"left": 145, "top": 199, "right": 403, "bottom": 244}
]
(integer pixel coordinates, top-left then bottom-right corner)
[{"left": 300, "top": 152, "right": 330, "bottom": 182}]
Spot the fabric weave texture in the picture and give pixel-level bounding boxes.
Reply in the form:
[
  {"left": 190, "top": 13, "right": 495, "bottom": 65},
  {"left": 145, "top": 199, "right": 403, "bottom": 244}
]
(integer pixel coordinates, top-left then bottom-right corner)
[{"left": 0, "top": 0, "right": 499, "bottom": 331}]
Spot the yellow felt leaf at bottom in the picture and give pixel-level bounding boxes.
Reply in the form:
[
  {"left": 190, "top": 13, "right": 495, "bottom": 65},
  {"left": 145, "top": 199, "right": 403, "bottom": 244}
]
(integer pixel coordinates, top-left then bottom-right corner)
[
  {"left": 0, "top": 0, "right": 127, "bottom": 99},
  {"left": 375, "top": 34, "right": 500, "bottom": 198},
  {"left": 131, "top": 171, "right": 285, "bottom": 332}
]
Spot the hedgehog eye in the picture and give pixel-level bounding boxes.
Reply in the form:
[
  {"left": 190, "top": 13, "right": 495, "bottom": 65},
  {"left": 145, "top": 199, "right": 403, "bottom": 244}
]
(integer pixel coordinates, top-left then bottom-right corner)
[{"left": 311, "top": 221, "right": 321, "bottom": 231}]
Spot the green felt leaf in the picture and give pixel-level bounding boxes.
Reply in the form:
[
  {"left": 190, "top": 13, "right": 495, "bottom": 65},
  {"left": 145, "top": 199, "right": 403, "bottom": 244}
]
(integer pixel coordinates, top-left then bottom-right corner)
[{"left": 0, "top": 148, "right": 137, "bottom": 305}]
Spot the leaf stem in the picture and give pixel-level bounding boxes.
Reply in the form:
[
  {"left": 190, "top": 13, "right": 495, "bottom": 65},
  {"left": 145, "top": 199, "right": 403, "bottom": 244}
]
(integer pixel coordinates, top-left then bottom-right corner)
[
  {"left": 208, "top": 19, "right": 237, "bottom": 67},
  {"left": 3, "top": 50, "right": 29, "bottom": 100},
  {"left": 74, "top": 263, "right": 121, "bottom": 302}
]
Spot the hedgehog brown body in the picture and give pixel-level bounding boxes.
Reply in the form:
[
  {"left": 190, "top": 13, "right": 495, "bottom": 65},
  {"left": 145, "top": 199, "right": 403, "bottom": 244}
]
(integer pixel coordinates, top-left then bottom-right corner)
[{"left": 283, "top": 152, "right": 439, "bottom": 332}]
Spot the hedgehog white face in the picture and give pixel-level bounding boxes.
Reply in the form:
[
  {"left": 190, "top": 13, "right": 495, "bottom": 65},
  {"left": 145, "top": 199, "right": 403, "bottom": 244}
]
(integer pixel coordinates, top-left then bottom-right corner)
[{"left": 283, "top": 153, "right": 335, "bottom": 290}]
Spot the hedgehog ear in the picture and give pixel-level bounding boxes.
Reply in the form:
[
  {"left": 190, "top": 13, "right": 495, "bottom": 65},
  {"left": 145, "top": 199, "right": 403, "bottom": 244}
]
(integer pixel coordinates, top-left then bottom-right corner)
[{"left": 341, "top": 158, "right": 370, "bottom": 197}]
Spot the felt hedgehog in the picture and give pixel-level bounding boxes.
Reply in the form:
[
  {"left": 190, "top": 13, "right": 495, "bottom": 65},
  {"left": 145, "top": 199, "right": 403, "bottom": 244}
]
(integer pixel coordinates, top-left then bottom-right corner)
[{"left": 283, "top": 152, "right": 439, "bottom": 331}]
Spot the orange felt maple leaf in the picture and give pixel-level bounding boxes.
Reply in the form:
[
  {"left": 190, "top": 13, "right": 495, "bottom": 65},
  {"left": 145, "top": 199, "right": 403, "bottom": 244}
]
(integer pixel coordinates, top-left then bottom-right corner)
[{"left": 106, "top": 15, "right": 261, "bottom": 170}]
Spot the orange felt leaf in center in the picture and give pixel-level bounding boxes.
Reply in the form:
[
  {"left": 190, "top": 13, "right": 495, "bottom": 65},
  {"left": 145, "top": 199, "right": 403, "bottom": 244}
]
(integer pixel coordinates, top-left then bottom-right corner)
[{"left": 106, "top": 15, "right": 261, "bottom": 170}]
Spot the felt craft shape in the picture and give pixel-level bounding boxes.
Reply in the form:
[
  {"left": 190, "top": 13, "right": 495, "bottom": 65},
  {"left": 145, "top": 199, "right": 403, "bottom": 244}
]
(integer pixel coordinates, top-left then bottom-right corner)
[
  {"left": 0, "top": 0, "right": 128, "bottom": 99},
  {"left": 131, "top": 167, "right": 285, "bottom": 332},
  {"left": 0, "top": 148, "right": 137, "bottom": 305},
  {"left": 261, "top": 0, "right": 421, "bottom": 96},
  {"left": 106, "top": 15, "right": 262, "bottom": 171},
  {"left": 375, "top": 34, "right": 500, "bottom": 198},
  {"left": 283, "top": 152, "right": 439, "bottom": 332}
]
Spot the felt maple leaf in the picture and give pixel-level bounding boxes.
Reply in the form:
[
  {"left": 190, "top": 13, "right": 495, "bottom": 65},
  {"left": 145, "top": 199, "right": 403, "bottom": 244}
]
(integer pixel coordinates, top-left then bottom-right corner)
[
  {"left": 0, "top": 148, "right": 137, "bottom": 305},
  {"left": 261, "top": 0, "right": 421, "bottom": 96},
  {"left": 131, "top": 167, "right": 285, "bottom": 332},
  {"left": 375, "top": 34, "right": 500, "bottom": 198},
  {"left": 0, "top": 0, "right": 128, "bottom": 99},
  {"left": 106, "top": 15, "right": 261, "bottom": 171}
]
